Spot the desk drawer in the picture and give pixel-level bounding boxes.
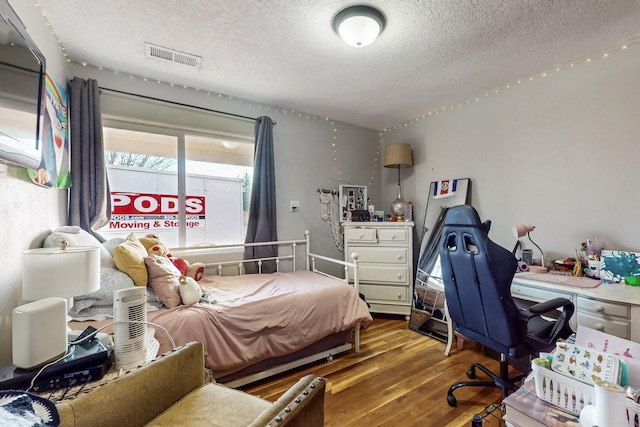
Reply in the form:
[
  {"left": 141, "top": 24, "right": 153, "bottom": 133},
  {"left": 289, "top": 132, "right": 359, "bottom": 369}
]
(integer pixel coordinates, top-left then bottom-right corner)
[
  {"left": 378, "top": 228, "right": 409, "bottom": 243},
  {"left": 344, "top": 227, "right": 377, "bottom": 243},
  {"left": 578, "top": 297, "right": 630, "bottom": 319},
  {"left": 360, "top": 284, "right": 408, "bottom": 303},
  {"left": 353, "top": 247, "right": 407, "bottom": 264},
  {"left": 359, "top": 265, "right": 408, "bottom": 284},
  {"left": 576, "top": 312, "right": 630, "bottom": 339},
  {"left": 511, "top": 283, "right": 573, "bottom": 304}
]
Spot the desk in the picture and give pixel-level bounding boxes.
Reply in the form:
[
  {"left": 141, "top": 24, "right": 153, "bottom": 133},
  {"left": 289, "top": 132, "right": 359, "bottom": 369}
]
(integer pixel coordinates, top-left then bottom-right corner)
[{"left": 512, "top": 273, "right": 640, "bottom": 342}]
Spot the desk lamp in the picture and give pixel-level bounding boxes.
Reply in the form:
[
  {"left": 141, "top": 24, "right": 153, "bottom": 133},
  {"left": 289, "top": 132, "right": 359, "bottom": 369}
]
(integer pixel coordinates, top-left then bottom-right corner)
[
  {"left": 513, "top": 224, "right": 548, "bottom": 273},
  {"left": 383, "top": 143, "right": 413, "bottom": 221},
  {"left": 13, "top": 242, "right": 100, "bottom": 369}
]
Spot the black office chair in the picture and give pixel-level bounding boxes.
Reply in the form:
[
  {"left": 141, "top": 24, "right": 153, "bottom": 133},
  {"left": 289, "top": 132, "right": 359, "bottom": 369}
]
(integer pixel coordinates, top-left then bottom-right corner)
[{"left": 439, "top": 205, "right": 574, "bottom": 406}]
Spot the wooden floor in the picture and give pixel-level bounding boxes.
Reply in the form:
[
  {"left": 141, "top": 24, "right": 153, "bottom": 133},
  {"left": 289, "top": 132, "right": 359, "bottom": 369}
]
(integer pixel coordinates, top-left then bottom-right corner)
[{"left": 242, "top": 315, "right": 516, "bottom": 426}]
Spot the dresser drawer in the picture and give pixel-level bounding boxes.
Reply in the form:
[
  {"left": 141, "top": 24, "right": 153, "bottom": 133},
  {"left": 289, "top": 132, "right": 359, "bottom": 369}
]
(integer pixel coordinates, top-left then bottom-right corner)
[
  {"left": 378, "top": 228, "right": 409, "bottom": 243},
  {"left": 576, "top": 312, "right": 630, "bottom": 339},
  {"left": 360, "top": 284, "right": 408, "bottom": 303},
  {"left": 344, "top": 227, "right": 377, "bottom": 243},
  {"left": 352, "top": 246, "right": 407, "bottom": 264},
  {"left": 359, "top": 265, "right": 408, "bottom": 284},
  {"left": 578, "top": 297, "right": 630, "bottom": 319}
]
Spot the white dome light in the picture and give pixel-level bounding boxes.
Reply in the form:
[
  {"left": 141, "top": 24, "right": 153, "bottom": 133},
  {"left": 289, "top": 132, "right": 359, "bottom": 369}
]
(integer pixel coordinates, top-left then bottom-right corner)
[{"left": 333, "top": 5, "right": 386, "bottom": 48}]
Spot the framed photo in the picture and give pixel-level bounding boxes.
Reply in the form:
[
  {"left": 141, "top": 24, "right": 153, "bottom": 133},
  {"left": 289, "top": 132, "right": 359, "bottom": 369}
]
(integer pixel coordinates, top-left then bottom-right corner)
[{"left": 339, "top": 185, "right": 367, "bottom": 222}]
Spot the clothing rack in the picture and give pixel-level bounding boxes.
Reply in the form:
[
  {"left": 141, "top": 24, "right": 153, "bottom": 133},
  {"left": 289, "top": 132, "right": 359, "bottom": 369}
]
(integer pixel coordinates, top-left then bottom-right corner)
[{"left": 317, "top": 188, "right": 338, "bottom": 195}]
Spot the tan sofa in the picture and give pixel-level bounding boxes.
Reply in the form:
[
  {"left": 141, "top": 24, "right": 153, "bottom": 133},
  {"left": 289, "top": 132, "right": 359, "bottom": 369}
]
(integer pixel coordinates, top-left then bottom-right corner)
[{"left": 56, "top": 342, "right": 325, "bottom": 427}]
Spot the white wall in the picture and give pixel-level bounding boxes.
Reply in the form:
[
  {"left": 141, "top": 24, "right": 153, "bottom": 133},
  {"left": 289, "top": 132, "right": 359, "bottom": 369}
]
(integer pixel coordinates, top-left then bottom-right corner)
[
  {"left": 384, "top": 42, "right": 640, "bottom": 265},
  {"left": 0, "top": 1, "right": 70, "bottom": 364}
]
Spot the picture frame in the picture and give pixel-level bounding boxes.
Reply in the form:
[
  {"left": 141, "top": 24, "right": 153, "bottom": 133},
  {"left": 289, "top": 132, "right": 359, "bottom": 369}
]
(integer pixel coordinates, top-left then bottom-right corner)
[{"left": 339, "top": 185, "right": 367, "bottom": 222}]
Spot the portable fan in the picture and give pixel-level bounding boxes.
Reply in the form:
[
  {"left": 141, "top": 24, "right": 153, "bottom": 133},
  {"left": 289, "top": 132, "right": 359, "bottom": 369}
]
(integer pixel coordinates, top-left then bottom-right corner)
[{"left": 114, "top": 287, "right": 147, "bottom": 369}]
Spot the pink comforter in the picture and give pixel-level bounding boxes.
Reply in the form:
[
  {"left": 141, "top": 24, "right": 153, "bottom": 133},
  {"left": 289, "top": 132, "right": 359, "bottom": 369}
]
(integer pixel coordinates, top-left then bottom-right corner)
[{"left": 147, "top": 270, "right": 372, "bottom": 372}]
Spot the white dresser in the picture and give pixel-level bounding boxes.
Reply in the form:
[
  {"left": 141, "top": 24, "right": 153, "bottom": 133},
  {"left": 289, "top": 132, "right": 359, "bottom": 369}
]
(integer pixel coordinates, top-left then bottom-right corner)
[{"left": 343, "top": 222, "right": 414, "bottom": 317}]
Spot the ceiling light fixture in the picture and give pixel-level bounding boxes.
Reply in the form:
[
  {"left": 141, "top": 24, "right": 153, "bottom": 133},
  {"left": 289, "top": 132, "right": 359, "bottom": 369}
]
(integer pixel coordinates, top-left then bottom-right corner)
[{"left": 333, "top": 5, "right": 386, "bottom": 48}]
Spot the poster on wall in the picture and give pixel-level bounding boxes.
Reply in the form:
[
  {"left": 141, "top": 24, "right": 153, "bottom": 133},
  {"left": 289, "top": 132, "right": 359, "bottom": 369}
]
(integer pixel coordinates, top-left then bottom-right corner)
[{"left": 27, "top": 74, "right": 71, "bottom": 189}]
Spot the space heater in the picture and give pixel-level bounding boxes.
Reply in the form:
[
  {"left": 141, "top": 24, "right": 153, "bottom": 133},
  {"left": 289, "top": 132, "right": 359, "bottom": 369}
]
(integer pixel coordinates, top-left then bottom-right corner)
[{"left": 114, "top": 287, "right": 147, "bottom": 369}]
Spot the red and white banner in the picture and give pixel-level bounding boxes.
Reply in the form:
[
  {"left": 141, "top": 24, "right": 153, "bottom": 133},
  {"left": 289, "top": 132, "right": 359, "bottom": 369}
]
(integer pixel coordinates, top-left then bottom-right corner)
[
  {"left": 432, "top": 179, "right": 457, "bottom": 199},
  {"left": 107, "top": 192, "right": 206, "bottom": 230}
]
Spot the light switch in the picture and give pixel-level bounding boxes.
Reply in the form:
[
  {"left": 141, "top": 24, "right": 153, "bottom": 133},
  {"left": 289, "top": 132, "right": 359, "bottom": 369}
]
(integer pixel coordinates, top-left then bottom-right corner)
[{"left": 290, "top": 200, "right": 300, "bottom": 212}]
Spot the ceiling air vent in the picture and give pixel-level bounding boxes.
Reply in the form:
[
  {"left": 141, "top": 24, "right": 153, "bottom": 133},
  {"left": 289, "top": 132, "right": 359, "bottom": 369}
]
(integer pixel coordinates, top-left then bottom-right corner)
[{"left": 144, "top": 42, "right": 201, "bottom": 69}]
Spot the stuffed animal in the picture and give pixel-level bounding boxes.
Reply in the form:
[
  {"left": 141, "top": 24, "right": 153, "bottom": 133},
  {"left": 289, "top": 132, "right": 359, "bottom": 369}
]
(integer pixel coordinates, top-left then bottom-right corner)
[
  {"left": 178, "top": 275, "right": 202, "bottom": 305},
  {"left": 139, "top": 233, "right": 204, "bottom": 281}
]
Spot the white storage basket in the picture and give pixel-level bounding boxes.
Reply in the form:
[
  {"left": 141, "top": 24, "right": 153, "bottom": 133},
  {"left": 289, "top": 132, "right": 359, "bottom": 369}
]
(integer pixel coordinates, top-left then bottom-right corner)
[{"left": 531, "top": 362, "right": 640, "bottom": 424}]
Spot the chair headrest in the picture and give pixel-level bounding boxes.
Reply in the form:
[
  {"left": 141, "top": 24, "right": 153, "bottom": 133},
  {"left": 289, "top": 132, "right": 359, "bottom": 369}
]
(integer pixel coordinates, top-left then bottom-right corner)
[{"left": 444, "top": 205, "right": 491, "bottom": 233}]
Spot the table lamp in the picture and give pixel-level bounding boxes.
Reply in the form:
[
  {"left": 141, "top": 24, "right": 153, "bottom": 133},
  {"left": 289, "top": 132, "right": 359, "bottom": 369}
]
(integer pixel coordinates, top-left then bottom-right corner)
[
  {"left": 513, "top": 223, "right": 548, "bottom": 273},
  {"left": 384, "top": 143, "right": 413, "bottom": 221},
  {"left": 13, "top": 242, "right": 100, "bottom": 369}
]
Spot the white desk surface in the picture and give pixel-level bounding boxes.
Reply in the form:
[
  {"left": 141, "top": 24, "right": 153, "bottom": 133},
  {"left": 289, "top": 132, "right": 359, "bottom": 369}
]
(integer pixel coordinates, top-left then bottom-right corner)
[{"left": 513, "top": 272, "right": 640, "bottom": 305}]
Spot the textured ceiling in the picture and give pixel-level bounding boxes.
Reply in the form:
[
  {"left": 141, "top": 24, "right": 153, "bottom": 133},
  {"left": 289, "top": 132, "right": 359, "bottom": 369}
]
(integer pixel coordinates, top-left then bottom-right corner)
[{"left": 35, "top": 0, "right": 640, "bottom": 130}]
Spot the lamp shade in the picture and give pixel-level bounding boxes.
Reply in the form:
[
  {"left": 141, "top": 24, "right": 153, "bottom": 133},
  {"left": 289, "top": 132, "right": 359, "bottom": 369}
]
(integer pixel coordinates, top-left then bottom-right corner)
[
  {"left": 513, "top": 224, "right": 535, "bottom": 239},
  {"left": 333, "top": 5, "right": 386, "bottom": 47},
  {"left": 22, "top": 246, "right": 100, "bottom": 301},
  {"left": 383, "top": 143, "right": 413, "bottom": 168}
]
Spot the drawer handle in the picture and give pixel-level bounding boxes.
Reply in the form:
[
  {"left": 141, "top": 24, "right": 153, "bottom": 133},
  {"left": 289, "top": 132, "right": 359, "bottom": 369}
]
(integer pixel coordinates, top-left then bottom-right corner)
[
  {"left": 397, "top": 293, "right": 402, "bottom": 300},
  {"left": 595, "top": 323, "right": 605, "bottom": 331},
  {"left": 595, "top": 305, "right": 605, "bottom": 313},
  {"left": 397, "top": 255, "right": 402, "bottom": 261},
  {"left": 397, "top": 274, "right": 403, "bottom": 280}
]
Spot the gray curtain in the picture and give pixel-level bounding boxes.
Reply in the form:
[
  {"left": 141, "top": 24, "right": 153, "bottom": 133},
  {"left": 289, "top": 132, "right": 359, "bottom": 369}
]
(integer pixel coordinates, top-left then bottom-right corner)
[
  {"left": 244, "top": 116, "right": 277, "bottom": 273},
  {"left": 68, "top": 77, "right": 111, "bottom": 241}
]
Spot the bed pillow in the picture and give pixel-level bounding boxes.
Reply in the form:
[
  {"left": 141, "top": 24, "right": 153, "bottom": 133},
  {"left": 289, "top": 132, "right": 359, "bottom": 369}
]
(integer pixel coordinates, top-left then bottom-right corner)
[
  {"left": 103, "top": 237, "right": 126, "bottom": 255},
  {"left": 44, "top": 225, "right": 113, "bottom": 267},
  {"left": 145, "top": 254, "right": 182, "bottom": 308},
  {"left": 113, "top": 233, "right": 149, "bottom": 286}
]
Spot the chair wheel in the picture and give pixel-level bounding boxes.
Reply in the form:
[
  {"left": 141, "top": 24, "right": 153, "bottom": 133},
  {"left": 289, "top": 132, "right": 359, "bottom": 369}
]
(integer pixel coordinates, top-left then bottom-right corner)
[
  {"left": 466, "top": 368, "right": 476, "bottom": 379},
  {"left": 447, "top": 394, "right": 457, "bottom": 407}
]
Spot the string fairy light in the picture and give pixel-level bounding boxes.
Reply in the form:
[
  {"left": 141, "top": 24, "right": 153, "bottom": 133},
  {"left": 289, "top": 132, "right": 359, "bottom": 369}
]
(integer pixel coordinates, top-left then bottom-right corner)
[
  {"left": 382, "top": 34, "right": 640, "bottom": 134},
  {"left": 32, "top": 0, "right": 381, "bottom": 188},
  {"left": 42, "top": 11, "right": 638, "bottom": 196}
]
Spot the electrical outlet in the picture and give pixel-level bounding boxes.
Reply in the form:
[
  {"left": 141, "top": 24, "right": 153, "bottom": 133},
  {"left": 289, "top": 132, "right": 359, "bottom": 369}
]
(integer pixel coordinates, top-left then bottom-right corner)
[{"left": 290, "top": 200, "right": 300, "bottom": 212}]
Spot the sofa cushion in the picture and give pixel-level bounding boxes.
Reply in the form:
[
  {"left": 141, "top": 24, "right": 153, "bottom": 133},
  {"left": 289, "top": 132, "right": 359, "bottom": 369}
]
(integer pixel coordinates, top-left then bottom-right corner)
[{"left": 146, "top": 383, "right": 271, "bottom": 427}]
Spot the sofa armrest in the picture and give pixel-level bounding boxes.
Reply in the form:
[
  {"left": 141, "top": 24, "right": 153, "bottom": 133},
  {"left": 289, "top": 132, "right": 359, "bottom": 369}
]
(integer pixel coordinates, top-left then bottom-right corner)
[
  {"left": 248, "top": 375, "right": 325, "bottom": 427},
  {"left": 57, "top": 341, "right": 205, "bottom": 427}
]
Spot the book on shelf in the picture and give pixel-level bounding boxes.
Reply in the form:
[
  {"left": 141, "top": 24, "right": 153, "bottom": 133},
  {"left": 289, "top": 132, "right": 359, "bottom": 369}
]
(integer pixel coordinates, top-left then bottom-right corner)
[{"left": 502, "top": 378, "right": 581, "bottom": 427}]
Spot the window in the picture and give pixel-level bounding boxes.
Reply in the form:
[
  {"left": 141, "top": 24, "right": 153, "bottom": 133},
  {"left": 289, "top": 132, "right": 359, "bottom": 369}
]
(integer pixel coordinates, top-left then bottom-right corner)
[{"left": 98, "top": 124, "right": 253, "bottom": 247}]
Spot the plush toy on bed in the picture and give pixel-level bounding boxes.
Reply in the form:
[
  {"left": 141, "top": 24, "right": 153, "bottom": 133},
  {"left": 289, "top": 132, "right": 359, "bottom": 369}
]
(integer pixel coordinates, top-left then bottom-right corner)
[
  {"left": 178, "top": 275, "right": 202, "bottom": 305},
  {"left": 139, "top": 233, "right": 205, "bottom": 281}
]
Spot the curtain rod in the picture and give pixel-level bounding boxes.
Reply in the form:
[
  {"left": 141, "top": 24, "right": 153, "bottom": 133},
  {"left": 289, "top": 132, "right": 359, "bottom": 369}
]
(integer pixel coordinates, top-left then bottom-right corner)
[{"left": 99, "top": 87, "right": 276, "bottom": 125}]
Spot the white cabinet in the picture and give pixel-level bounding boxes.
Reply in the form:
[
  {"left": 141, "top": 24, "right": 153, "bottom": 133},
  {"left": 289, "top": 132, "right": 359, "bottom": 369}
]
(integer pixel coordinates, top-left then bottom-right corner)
[{"left": 343, "top": 222, "right": 414, "bottom": 317}]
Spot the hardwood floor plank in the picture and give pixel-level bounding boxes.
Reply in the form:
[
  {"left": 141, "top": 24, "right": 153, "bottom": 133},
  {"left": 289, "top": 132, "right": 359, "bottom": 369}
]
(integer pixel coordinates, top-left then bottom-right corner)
[{"left": 241, "top": 315, "right": 517, "bottom": 426}]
